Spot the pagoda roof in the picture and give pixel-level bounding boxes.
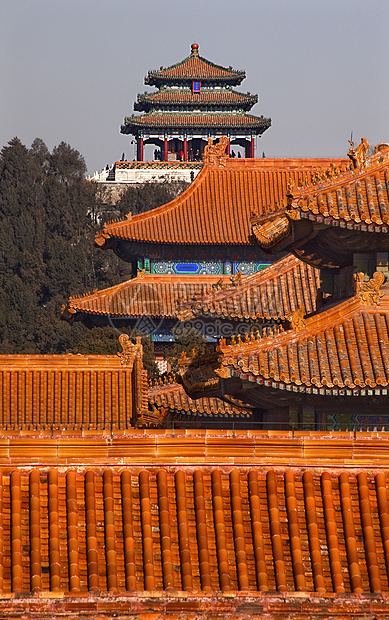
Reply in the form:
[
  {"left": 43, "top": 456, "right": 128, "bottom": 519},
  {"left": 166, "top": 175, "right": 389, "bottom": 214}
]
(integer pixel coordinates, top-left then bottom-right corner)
[
  {"left": 96, "top": 157, "right": 348, "bottom": 251},
  {"left": 122, "top": 112, "right": 271, "bottom": 133},
  {"left": 148, "top": 380, "right": 251, "bottom": 421},
  {"left": 252, "top": 145, "right": 389, "bottom": 253},
  {"left": 177, "top": 254, "right": 320, "bottom": 321},
  {"left": 145, "top": 43, "right": 246, "bottom": 86},
  {"left": 135, "top": 89, "right": 258, "bottom": 112},
  {"left": 63, "top": 273, "right": 232, "bottom": 321},
  {"left": 180, "top": 289, "right": 389, "bottom": 401},
  {"left": 0, "top": 350, "right": 147, "bottom": 431}
]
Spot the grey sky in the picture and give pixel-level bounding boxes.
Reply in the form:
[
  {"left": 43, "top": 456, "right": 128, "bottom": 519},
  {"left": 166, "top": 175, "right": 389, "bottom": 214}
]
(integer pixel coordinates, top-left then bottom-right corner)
[{"left": 1, "top": 0, "right": 388, "bottom": 174}]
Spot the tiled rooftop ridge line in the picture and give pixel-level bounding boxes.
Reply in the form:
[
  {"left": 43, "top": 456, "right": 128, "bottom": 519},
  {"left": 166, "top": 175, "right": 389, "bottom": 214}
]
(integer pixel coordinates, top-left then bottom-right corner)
[
  {"left": 136, "top": 90, "right": 257, "bottom": 109},
  {"left": 250, "top": 147, "right": 389, "bottom": 252},
  {"left": 4, "top": 431, "right": 389, "bottom": 467},
  {"left": 64, "top": 273, "right": 232, "bottom": 320},
  {"left": 176, "top": 254, "right": 321, "bottom": 322},
  {"left": 148, "top": 381, "right": 251, "bottom": 423},
  {"left": 1, "top": 467, "right": 389, "bottom": 593},
  {"left": 96, "top": 158, "right": 348, "bottom": 247},
  {"left": 0, "top": 353, "right": 148, "bottom": 430},
  {"left": 293, "top": 148, "right": 389, "bottom": 230},
  {"left": 292, "top": 147, "right": 389, "bottom": 205},
  {"left": 125, "top": 113, "right": 270, "bottom": 129},
  {"left": 200, "top": 294, "right": 389, "bottom": 393}
]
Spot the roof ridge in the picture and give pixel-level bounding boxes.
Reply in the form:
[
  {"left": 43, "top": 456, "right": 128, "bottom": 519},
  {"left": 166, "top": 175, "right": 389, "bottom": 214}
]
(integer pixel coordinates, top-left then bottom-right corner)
[
  {"left": 293, "top": 148, "right": 389, "bottom": 201},
  {"left": 98, "top": 163, "right": 210, "bottom": 234},
  {"left": 221, "top": 294, "right": 388, "bottom": 353}
]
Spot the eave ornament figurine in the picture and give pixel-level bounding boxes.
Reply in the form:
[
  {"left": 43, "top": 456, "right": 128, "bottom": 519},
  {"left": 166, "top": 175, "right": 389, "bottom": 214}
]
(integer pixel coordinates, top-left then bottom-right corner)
[
  {"left": 354, "top": 271, "right": 385, "bottom": 306},
  {"left": 348, "top": 137, "right": 370, "bottom": 170},
  {"left": 203, "top": 135, "right": 229, "bottom": 167}
]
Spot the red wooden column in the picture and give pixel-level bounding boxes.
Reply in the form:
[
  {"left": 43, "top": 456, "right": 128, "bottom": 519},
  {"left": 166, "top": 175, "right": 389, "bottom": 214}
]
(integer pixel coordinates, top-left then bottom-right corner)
[
  {"left": 251, "top": 137, "right": 255, "bottom": 158},
  {"left": 183, "top": 137, "right": 188, "bottom": 162},
  {"left": 137, "top": 137, "right": 144, "bottom": 162},
  {"left": 227, "top": 138, "right": 230, "bottom": 156},
  {"left": 164, "top": 137, "right": 168, "bottom": 162}
]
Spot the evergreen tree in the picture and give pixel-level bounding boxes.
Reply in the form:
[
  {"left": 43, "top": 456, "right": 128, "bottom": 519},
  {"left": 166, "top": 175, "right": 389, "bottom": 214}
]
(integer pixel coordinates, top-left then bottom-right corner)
[
  {"left": 115, "top": 180, "right": 189, "bottom": 218},
  {"left": 0, "top": 137, "right": 173, "bottom": 375}
]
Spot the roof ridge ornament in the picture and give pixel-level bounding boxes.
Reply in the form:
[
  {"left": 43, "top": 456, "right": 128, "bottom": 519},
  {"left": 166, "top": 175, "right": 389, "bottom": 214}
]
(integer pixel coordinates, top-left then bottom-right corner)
[
  {"left": 288, "top": 305, "right": 306, "bottom": 332},
  {"left": 117, "top": 334, "right": 143, "bottom": 368},
  {"left": 348, "top": 137, "right": 370, "bottom": 170},
  {"left": 203, "top": 135, "right": 229, "bottom": 167},
  {"left": 354, "top": 271, "right": 385, "bottom": 305}
]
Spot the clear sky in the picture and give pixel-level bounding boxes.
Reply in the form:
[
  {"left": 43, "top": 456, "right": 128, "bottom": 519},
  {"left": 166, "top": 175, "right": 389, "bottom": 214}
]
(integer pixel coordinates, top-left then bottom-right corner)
[{"left": 1, "top": 0, "right": 388, "bottom": 174}]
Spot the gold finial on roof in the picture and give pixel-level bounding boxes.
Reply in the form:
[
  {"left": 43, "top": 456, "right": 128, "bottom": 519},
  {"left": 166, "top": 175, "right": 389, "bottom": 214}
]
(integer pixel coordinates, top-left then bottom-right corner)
[{"left": 191, "top": 42, "right": 199, "bottom": 56}]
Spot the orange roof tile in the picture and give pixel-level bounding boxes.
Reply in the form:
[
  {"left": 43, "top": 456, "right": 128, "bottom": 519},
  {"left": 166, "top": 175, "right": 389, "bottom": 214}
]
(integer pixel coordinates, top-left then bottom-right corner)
[
  {"left": 96, "top": 158, "right": 347, "bottom": 249},
  {"left": 135, "top": 89, "right": 257, "bottom": 110},
  {"left": 145, "top": 44, "right": 245, "bottom": 85},
  {"left": 1, "top": 461, "right": 389, "bottom": 598},
  {"left": 181, "top": 292, "right": 389, "bottom": 399},
  {"left": 177, "top": 254, "right": 320, "bottom": 321},
  {"left": 252, "top": 147, "right": 389, "bottom": 251},
  {"left": 148, "top": 381, "right": 251, "bottom": 420},
  {"left": 222, "top": 294, "right": 389, "bottom": 392},
  {"left": 63, "top": 273, "right": 231, "bottom": 321},
  {"left": 123, "top": 112, "right": 269, "bottom": 130},
  {"left": 0, "top": 352, "right": 147, "bottom": 430},
  {"left": 289, "top": 147, "right": 389, "bottom": 229}
]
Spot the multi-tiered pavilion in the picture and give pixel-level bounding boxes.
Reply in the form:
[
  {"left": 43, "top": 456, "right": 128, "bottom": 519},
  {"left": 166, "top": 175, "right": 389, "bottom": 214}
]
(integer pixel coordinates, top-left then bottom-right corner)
[{"left": 121, "top": 43, "right": 271, "bottom": 162}]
